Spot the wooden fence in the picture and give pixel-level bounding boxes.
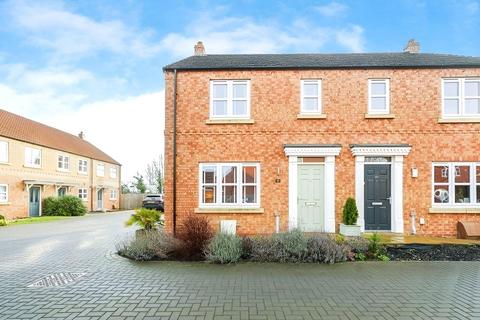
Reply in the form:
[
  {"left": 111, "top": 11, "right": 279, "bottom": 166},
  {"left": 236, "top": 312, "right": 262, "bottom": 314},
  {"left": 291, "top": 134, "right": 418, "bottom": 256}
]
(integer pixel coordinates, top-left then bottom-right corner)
[{"left": 120, "top": 193, "right": 145, "bottom": 210}]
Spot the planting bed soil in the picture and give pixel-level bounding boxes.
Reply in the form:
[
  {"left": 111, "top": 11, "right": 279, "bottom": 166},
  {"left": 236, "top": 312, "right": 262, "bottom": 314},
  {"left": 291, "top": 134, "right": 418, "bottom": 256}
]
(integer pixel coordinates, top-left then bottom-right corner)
[{"left": 387, "top": 244, "right": 480, "bottom": 261}]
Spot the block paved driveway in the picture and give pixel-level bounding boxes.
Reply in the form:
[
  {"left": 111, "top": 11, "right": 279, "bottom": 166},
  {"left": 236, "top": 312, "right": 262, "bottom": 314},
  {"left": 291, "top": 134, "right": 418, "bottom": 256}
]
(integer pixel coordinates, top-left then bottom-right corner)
[{"left": 1, "top": 211, "right": 480, "bottom": 320}]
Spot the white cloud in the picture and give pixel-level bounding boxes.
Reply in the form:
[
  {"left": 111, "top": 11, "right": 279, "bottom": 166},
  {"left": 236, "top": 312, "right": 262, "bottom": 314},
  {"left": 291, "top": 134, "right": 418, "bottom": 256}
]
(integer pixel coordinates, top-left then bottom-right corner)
[
  {"left": 315, "top": 2, "right": 349, "bottom": 17},
  {"left": 335, "top": 25, "right": 365, "bottom": 53}
]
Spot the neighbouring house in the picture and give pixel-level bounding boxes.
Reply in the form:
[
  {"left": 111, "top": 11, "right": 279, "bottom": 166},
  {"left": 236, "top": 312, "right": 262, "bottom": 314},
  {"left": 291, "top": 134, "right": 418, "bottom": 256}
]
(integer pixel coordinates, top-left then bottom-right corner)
[
  {"left": 0, "top": 109, "right": 121, "bottom": 219},
  {"left": 162, "top": 40, "right": 480, "bottom": 237}
]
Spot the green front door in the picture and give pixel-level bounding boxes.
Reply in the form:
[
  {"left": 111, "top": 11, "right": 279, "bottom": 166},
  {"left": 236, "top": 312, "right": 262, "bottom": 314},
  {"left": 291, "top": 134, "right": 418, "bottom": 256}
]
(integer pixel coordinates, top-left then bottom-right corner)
[
  {"left": 297, "top": 164, "right": 325, "bottom": 232},
  {"left": 29, "top": 187, "right": 40, "bottom": 217}
]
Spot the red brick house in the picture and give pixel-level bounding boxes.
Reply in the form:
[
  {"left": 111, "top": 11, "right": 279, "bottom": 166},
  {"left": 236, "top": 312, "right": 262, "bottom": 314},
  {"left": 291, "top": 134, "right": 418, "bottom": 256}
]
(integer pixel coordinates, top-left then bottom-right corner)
[{"left": 163, "top": 40, "right": 480, "bottom": 237}]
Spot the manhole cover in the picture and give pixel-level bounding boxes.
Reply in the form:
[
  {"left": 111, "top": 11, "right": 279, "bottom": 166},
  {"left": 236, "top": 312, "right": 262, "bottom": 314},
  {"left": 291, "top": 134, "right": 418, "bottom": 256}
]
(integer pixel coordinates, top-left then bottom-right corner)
[{"left": 28, "top": 272, "right": 86, "bottom": 288}]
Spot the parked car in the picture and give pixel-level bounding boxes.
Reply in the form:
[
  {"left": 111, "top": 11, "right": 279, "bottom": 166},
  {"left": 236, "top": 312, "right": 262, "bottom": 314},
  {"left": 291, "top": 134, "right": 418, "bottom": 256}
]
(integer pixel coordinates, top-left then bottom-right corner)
[{"left": 142, "top": 194, "right": 164, "bottom": 211}]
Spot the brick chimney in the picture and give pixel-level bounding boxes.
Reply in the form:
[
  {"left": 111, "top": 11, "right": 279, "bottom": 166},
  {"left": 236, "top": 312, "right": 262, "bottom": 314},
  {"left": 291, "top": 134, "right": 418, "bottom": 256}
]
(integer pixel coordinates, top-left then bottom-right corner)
[
  {"left": 194, "top": 41, "right": 205, "bottom": 56},
  {"left": 78, "top": 131, "right": 85, "bottom": 139},
  {"left": 404, "top": 39, "right": 420, "bottom": 53}
]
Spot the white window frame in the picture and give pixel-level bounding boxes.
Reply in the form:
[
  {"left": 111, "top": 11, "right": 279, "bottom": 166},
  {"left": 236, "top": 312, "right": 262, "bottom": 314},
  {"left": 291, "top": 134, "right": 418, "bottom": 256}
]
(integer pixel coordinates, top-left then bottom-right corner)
[
  {"left": 368, "top": 79, "right": 390, "bottom": 114},
  {"left": 199, "top": 162, "right": 260, "bottom": 208},
  {"left": 0, "top": 184, "right": 8, "bottom": 203},
  {"left": 78, "top": 188, "right": 88, "bottom": 201},
  {"left": 57, "top": 154, "right": 70, "bottom": 171},
  {"left": 209, "top": 80, "right": 251, "bottom": 119},
  {"left": 432, "top": 162, "right": 480, "bottom": 207},
  {"left": 110, "top": 167, "right": 117, "bottom": 179},
  {"left": 78, "top": 159, "right": 88, "bottom": 174},
  {"left": 96, "top": 164, "right": 105, "bottom": 177},
  {"left": 0, "top": 141, "right": 8, "bottom": 163},
  {"left": 110, "top": 189, "right": 117, "bottom": 200},
  {"left": 300, "top": 79, "right": 322, "bottom": 114},
  {"left": 24, "top": 147, "right": 41, "bottom": 168},
  {"left": 442, "top": 78, "right": 480, "bottom": 118}
]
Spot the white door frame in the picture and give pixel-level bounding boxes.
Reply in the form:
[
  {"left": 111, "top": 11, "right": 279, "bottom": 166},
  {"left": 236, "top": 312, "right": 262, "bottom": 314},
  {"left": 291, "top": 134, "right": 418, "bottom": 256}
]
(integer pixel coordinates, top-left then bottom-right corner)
[
  {"left": 97, "top": 188, "right": 104, "bottom": 210},
  {"left": 284, "top": 145, "right": 342, "bottom": 233},
  {"left": 350, "top": 145, "right": 411, "bottom": 233}
]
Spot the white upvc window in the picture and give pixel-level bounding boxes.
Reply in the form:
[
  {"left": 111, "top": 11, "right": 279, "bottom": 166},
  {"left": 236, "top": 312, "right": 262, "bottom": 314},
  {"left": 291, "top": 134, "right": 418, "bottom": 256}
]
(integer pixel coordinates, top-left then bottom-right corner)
[
  {"left": 199, "top": 163, "right": 260, "bottom": 207},
  {"left": 110, "top": 167, "right": 117, "bottom": 179},
  {"left": 78, "top": 159, "right": 88, "bottom": 174},
  {"left": 210, "top": 80, "right": 250, "bottom": 119},
  {"left": 0, "top": 184, "right": 8, "bottom": 203},
  {"left": 300, "top": 79, "right": 322, "bottom": 114},
  {"left": 442, "top": 78, "right": 480, "bottom": 118},
  {"left": 0, "top": 141, "right": 8, "bottom": 163},
  {"left": 96, "top": 164, "right": 105, "bottom": 177},
  {"left": 110, "top": 189, "right": 117, "bottom": 200},
  {"left": 25, "top": 147, "right": 41, "bottom": 168},
  {"left": 368, "top": 79, "right": 390, "bottom": 114},
  {"left": 432, "top": 163, "right": 480, "bottom": 206},
  {"left": 78, "top": 188, "right": 88, "bottom": 201},
  {"left": 57, "top": 155, "right": 70, "bottom": 171}
]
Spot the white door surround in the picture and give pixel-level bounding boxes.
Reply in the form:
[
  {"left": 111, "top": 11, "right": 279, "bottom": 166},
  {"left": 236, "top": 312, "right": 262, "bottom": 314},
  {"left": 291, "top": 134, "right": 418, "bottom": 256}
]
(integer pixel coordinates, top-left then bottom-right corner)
[
  {"left": 284, "top": 144, "right": 342, "bottom": 233},
  {"left": 350, "top": 144, "right": 411, "bottom": 233}
]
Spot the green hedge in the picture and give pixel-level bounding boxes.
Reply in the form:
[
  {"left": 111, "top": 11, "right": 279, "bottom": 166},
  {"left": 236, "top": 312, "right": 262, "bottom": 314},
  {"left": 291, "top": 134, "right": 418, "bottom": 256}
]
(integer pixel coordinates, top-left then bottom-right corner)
[{"left": 42, "top": 196, "right": 87, "bottom": 216}]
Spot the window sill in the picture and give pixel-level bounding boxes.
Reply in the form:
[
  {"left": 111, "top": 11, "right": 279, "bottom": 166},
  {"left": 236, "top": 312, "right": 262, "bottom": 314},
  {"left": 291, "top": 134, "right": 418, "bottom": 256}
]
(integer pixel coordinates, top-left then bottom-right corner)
[
  {"left": 438, "top": 118, "right": 480, "bottom": 123},
  {"left": 23, "top": 165, "right": 41, "bottom": 169},
  {"left": 195, "top": 207, "right": 264, "bottom": 214},
  {"left": 297, "top": 113, "right": 327, "bottom": 119},
  {"left": 364, "top": 113, "right": 395, "bottom": 119},
  {"left": 429, "top": 207, "right": 480, "bottom": 214},
  {"left": 0, "top": 162, "right": 11, "bottom": 166},
  {"left": 205, "top": 119, "right": 255, "bottom": 125},
  {"left": 57, "top": 169, "right": 70, "bottom": 173},
  {"left": 0, "top": 202, "right": 10, "bottom": 206},
  {"left": 78, "top": 172, "right": 88, "bottom": 175}
]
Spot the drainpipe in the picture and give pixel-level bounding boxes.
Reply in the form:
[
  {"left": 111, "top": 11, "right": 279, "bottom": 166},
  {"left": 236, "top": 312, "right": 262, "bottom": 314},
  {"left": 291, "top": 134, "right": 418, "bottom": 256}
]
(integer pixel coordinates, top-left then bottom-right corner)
[
  {"left": 274, "top": 212, "right": 280, "bottom": 233},
  {"left": 172, "top": 69, "right": 178, "bottom": 236},
  {"left": 410, "top": 211, "right": 416, "bottom": 235}
]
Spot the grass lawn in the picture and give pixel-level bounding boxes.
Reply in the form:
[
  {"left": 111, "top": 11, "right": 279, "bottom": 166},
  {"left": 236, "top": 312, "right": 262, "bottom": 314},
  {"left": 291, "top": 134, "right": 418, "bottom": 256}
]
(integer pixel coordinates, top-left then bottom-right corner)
[{"left": 6, "top": 216, "right": 75, "bottom": 226}]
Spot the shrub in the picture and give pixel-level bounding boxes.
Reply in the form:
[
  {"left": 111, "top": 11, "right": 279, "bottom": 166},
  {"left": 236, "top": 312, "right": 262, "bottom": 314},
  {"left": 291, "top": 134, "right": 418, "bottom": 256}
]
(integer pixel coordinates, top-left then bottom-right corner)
[
  {"left": 305, "top": 234, "right": 350, "bottom": 264},
  {"left": 0, "top": 215, "right": 6, "bottom": 226},
  {"left": 125, "top": 208, "right": 160, "bottom": 230},
  {"left": 367, "top": 233, "right": 387, "bottom": 259},
  {"left": 178, "top": 215, "right": 213, "bottom": 260},
  {"left": 342, "top": 197, "right": 358, "bottom": 225},
  {"left": 205, "top": 233, "right": 243, "bottom": 264},
  {"left": 249, "top": 229, "right": 309, "bottom": 262},
  {"left": 345, "top": 236, "right": 369, "bottom": 254},
  {"left": 42, "top": 196, "right": 86, "bottom": 216},
  {"left": 116, "top": 229, "right": 181, "bottom": 261}
]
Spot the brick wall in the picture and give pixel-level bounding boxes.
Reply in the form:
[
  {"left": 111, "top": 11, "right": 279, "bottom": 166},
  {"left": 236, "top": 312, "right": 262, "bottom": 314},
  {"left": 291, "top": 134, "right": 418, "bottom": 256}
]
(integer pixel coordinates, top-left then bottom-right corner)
[{"left": 164, "top": 68, "right": 480, "bottom": 237}]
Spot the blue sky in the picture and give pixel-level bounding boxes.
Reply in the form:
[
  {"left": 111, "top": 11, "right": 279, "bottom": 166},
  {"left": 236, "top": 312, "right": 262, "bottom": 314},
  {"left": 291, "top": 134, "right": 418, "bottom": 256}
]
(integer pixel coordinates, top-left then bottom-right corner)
[{"left": 0, "top": 0, "right": 478, "bottom": 180}]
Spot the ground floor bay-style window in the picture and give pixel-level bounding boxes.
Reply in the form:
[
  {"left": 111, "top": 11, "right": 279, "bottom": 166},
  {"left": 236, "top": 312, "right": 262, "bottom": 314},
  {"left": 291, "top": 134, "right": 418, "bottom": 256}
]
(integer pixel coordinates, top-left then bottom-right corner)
[
  {"left": 199, "top": 163, "right": 260, "bottom": 207},
  {"left": 433, "top": 163, "right": 480, "bottom": 206}
]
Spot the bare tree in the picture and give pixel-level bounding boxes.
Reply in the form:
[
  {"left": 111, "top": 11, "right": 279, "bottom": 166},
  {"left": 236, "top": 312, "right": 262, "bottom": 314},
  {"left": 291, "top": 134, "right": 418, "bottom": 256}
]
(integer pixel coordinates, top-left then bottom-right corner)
[{"left": 145, "top": 155, "right": 164, "bottom": 194}]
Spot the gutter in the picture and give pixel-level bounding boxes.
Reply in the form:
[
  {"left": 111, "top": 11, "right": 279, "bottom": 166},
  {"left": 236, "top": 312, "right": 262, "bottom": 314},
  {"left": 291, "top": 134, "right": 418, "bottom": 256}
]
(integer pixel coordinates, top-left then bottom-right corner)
[{"left": 172, "top": 69, "right": 178, "bottom": 236}]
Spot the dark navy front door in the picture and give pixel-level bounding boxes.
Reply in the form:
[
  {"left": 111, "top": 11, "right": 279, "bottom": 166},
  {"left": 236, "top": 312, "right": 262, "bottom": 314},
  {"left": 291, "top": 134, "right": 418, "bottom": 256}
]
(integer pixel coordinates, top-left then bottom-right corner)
[
  {"left": 29, "top": 187, "right": 41, "bottom": 217},
  {"left": 364, "top": 164, "right": 391, "bottom": 230}
]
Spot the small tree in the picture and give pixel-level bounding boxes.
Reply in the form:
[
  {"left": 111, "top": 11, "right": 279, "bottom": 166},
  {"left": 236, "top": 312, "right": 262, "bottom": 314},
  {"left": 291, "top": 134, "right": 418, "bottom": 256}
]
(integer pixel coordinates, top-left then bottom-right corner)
[
  {"left": 132, "top": 172, "right": 147, "bottom": 193},
  {"left": 342, "top": 197, "right": 359, "bottom": 225},
  {"left": 125, "top": 208, "right": 160, "bottom": 230}
]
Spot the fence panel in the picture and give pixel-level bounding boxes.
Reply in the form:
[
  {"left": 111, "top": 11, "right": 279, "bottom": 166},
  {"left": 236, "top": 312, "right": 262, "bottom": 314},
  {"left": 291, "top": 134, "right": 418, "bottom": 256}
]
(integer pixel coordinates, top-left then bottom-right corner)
[{"left": 120, "top": 193, "right": 145, "bottom": 210}]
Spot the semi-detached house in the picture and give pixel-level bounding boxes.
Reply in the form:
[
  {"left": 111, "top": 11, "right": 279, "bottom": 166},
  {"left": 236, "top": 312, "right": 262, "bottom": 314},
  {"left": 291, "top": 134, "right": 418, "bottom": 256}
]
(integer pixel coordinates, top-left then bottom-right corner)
[
  {"left": 0, "top": 110, "right": 121, "bottom": 219},
  {"left": 163, "top": 40, "right": 480, "bottom": 237}
]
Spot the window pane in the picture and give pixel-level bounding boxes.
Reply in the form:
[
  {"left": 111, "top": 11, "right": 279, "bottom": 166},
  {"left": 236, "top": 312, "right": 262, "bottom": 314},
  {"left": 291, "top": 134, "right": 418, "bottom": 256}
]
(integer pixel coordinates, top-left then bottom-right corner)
[
  {"left": 222, "top": 186, "right": 236, "bottom": 203},
  {"left": 444, "top": 82, "right": 459, "bottom": 97},
  {"left": 434, "top": 185, "right": 450, "bottom": 203},
  {"left": 233, "top": 100, "right": 247, "bottom": 116},
  {"left": 465, "top": 99, "right": 480, "bottom": 114},
  {"left": 465, "top": 81, "right": 480, "bottom": 96},
  {"left": 434, "top": 166, "right": 449, "bottom": 183},
  {"left": 371, "top": 82, "right": 386, "bottom": 95},
  {"left": 455, "top": 166, "right": 470, "bottom": 183},
  {"left": 303, "top": 83, "right": 318, "bottom": 96},
  {"left": 203, "top": 166, "right": 216, "bottom": 183},
  {"left": 444, "top": 99, "right": 459, "bottom": 114},
  {"left": 222, "top": 166, "right": 236, "bottom": 183},
  {"left": 477, "top": 166, "right": 480, "bottom": 183},
  {"left": 213, "top": 84, "right": 227, "bottom": 99},
  {"left": 243, "top": 186, "right": 256, "bottom": 203},
  {"left": 243, "top": 166, "right": 256, "bottom": 183},
  {"left": 477, "top": 186, "right": 480, "bottom": 203},
  {"left": 370, "top": 97, "right": 386, "bottom": 110},
  {"left": 203, "top": 186, "right": 216, "bottom": 203},
  {"left": 213, "top": 101, "right": 227, "bottom": 116},
  {"left": 233, "top": 84, "right": 247, "bottom": 99},
  {"left": 455, "top": 185, "right": 471, "bottom": 203},
  {"left": 0, "top": 142, "right": 7, "bottom": 162},
  {"left": 303, "top": 97, "right": 318, "bottom": 111}
]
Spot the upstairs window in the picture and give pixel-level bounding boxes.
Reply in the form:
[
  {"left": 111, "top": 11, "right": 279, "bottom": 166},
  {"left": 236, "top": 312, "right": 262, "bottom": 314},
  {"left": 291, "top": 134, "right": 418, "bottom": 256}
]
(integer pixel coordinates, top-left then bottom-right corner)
[
  {"left": 0, "top": 141, "right": 8, "bottom": 163},
  {"left": 433, "top": 163, "right": 480, "bottom": 206},
  {"left": 78, "top": 159, "right": 88, "bottom": 174},
  {"left": 110, "top": 167, "right": 117, "bottom": 179},
  {"left": 57, "top": 155, "right": 70, "bottom": 171},
  {"left": 442, "top": 78, "right": 480, "bottom": 117},
  {"left": 210, "top": 80, "right": 250, "bottom": 119},
  {"left": 25, "top": 147, "right": 41, "bottom": 168},
  {"left": 368, "top": 79, "right": 390, "bottom": 114},
  {"left": 300, "top": 80, "right": 322, "bottom": 114},
  {"left": 96, "top": 164, "right": 105, "bottom": 177}
]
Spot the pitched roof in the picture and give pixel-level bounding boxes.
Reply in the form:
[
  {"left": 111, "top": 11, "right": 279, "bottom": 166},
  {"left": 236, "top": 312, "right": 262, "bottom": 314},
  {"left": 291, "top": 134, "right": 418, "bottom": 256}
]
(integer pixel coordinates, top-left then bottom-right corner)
[
  {"left": 163, "top": 52, "right": 480, "bottom": 71},
  {"left": 0, "top": 109, "right": 120, "bottom": 165}
]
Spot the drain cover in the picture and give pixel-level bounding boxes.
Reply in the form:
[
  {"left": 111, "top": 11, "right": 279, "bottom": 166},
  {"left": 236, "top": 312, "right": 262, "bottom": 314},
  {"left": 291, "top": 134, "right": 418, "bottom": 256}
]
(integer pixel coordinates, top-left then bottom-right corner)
[{"left": 28, "top": 272, "right": 86, "bottom": 288}]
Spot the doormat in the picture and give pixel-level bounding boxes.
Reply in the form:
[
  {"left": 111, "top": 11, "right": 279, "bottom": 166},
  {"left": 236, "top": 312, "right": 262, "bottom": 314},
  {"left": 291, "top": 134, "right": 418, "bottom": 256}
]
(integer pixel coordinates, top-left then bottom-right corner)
[{"left": 28, "top": 272, "right": 86, "bottom": 288}]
